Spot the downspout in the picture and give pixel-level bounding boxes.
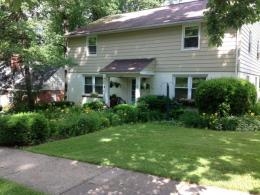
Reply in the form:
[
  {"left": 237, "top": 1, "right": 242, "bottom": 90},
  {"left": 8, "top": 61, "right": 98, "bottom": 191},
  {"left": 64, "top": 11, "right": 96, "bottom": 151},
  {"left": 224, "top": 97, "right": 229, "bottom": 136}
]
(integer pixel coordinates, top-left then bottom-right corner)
[{"left": 235, "top": 28, "right": 240, "bottom": 78}]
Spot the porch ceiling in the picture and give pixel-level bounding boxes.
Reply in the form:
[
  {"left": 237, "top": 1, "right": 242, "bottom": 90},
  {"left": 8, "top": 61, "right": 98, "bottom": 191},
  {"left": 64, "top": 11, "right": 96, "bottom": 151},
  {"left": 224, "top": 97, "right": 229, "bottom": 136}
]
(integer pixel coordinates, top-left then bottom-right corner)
[{"left": 99, "top": 58, "right": 156, "bottom": 76}]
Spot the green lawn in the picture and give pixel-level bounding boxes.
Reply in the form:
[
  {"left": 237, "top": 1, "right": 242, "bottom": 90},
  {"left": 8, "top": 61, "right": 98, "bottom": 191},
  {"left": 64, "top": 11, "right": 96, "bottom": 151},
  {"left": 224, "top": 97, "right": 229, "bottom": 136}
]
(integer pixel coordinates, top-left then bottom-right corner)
[
  {"left": 27, "top": 123, "right": 260, "bottom": 193},
  {"left": 0, "top": 179, "right": 44, "bottom": 195}
]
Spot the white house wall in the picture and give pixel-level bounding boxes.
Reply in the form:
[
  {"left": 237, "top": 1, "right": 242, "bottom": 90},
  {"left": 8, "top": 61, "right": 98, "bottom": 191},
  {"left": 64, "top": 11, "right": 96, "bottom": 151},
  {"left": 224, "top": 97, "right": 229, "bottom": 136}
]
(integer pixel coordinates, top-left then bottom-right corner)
[
  {"left": 239, "top": 22, "right": 260, "bottom": 76},
  {"left": 152, "top": 72, "right": 236, "bottom": 98}
]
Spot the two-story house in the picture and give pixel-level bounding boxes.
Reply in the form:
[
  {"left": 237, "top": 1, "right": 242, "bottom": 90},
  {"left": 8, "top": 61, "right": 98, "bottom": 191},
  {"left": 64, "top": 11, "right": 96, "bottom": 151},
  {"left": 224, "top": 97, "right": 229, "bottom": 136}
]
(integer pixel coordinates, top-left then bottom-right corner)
[{"left": 66, "top": 0, "right": 260, "bottom": 106}]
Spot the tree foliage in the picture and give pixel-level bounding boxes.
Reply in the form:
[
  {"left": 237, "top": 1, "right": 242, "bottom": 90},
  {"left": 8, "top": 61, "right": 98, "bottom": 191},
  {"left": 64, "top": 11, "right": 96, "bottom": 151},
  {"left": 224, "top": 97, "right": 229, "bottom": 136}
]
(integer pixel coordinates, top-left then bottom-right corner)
[{"left": 205, "top": 0, "right": 260, "bottom": 46}]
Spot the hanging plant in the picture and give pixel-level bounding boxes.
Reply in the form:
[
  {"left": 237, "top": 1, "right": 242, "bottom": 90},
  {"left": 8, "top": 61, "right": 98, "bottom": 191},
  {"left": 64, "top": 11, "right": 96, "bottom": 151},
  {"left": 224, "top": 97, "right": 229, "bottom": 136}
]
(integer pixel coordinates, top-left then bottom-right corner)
[
  {"left": 114, "top": 82, "right": 121, "bottom": 88},
  {"left": 110, "top": 81, "right": 114, "bottom": 88}
]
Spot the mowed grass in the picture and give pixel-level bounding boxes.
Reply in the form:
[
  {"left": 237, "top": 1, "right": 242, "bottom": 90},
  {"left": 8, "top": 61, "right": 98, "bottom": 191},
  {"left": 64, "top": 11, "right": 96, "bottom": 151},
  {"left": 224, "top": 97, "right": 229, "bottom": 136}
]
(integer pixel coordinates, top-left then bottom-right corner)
[
  {"left": 27, "top": 123, "right": 260, "bottom": 193},
  {"left": 0, "top": 179, "right": 44, "bottom": 195}
]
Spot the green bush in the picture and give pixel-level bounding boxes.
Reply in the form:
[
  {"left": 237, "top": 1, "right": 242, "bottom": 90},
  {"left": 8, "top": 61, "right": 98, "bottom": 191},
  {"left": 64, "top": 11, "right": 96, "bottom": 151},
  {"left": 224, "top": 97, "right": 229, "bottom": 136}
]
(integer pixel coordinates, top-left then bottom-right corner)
[
  {"left": 252, "top": 102, "right": 260, "bottom": 115},
  {"left": 195, "top": 78, "right": 257, "bottom": 116},
  {"left": 179, "top": 111, "right": 206, "bottom": 128},
  {"left": 113, "top": 104, "right": 138, "bottom": 123},
  {"left": 102, "top": 111, "right": 122, "bottom": 126},
  {"left": 56, "top": 111, "right": 109, "bottom": 138},
  {"left": 83, "top": 100, "right": 106, "bottom": 111},
  {"left": 137, "top": 95, "right": 171, "bottom": 112},
  {"left": 35, "top": 101, "right": 75, "bottom": 111},
  {"left": 236, "top": 116, "right": 260, "bottom": 131},
  {"left": 0, "top": 113, "right": 49, "bottom": 146}
]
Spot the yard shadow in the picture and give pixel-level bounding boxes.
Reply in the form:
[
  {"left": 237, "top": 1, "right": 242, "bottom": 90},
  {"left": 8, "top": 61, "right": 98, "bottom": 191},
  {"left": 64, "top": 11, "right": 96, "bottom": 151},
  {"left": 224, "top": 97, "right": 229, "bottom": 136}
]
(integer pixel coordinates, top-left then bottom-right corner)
[{"left": 94, "top": 125, "right": 260, "bottom": 193}]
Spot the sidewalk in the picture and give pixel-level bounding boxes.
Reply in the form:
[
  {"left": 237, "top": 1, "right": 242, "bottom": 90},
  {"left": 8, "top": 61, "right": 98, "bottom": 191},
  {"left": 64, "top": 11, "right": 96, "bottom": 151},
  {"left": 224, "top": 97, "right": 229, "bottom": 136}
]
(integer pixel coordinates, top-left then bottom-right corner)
[{"left": 0, "top": 147, "right": 250, "bottom": 195}]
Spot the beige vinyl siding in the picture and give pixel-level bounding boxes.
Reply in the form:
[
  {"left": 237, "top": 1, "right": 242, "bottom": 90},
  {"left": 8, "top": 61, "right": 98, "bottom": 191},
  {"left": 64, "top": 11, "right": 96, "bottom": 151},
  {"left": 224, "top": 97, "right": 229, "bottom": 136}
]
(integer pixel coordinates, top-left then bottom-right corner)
[
  {"left": 67, "top": 24, "right": 237, "bottom": 73},
  {"left": 239, "top": 22, "right": 260, "bottom": 75}
]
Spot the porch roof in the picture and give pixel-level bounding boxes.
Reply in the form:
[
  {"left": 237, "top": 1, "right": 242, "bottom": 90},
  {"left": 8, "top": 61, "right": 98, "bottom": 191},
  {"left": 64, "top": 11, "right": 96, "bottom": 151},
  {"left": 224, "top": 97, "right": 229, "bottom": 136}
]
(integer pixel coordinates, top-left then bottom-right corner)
[{"left": 99, "top": 58, "right": 156, "bottom": 75}]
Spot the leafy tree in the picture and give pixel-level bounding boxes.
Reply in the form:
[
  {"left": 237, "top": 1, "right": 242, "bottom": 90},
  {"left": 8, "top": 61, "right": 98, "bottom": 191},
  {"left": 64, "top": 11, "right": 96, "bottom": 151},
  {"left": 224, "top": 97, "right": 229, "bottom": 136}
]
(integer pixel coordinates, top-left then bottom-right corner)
[
  {"left": 117, "top": 0, "right": 164, "bottom": 13},
  {"left": 0, "top": 0, "right": 74, "bottom": 110},
  {"left": 205, "top": 0, "right": 260, "bottom": 46}
]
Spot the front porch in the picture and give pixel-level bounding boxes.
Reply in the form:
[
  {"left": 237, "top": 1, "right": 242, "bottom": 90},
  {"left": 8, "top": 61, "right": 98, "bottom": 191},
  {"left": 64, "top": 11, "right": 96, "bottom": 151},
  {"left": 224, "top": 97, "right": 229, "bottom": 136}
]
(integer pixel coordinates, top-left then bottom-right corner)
[
  {"left": 103, "top": 75, "right": 152, "bottom": 106},
  {"left": 100, "top": 58, "right": 156, "bottom": 107}
]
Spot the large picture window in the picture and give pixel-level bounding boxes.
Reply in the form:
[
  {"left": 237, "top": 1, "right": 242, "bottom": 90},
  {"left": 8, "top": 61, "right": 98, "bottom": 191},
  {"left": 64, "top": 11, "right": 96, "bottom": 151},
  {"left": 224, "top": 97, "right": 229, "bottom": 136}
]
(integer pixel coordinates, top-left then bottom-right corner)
[
  {"left": 174, "top": 76, "right": 206, "bottom": 99},
  {"left": 183, "top": 25, "right": 200, "bottom": 50},
  {"left": 84, "top": 76, "right": 103, "bottom": 95},
  {"left": 87, "top": 36, "right": 97, "bottom": 55}
]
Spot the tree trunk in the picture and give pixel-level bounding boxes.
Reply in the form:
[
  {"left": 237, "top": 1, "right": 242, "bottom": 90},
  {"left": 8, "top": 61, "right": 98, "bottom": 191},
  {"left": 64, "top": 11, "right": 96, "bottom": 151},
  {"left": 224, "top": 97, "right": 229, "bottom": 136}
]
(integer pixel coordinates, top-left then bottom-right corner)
[{"left": 24, "top": 65, "right": 34, "bottom": 110}]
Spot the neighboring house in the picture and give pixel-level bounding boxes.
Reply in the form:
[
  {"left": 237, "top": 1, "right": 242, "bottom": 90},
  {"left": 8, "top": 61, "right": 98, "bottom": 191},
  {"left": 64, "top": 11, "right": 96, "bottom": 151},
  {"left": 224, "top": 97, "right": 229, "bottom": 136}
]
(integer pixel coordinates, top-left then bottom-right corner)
[
  {"left": 66, "top": 0, "right": 260, "bottom": 106},
  {"left": 0, "top": 61, "right": 65, "bottom": 107}
]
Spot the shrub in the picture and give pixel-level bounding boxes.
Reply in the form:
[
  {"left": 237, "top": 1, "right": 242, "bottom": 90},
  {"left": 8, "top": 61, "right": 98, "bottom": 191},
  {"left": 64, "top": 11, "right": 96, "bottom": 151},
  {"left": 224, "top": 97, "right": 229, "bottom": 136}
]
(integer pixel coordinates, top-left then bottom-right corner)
[
  {"left": 0, "top": 113, "right": 49, "bottom": 146},
  {"left": 252, "top": 102, "right": 260, "bottom": 115},
  {"left": 137, "top": 95, "right": 172, "bottom": 112},
  {"left": 236, "top": 116, "right": 260, "bottom": 131},
  {"left": 34, "top": 101, "right": 75, "bottom": 111},
  {"left": 56, "top": 112, "right": 109, "bottom": 138},
  {"left": 83, "top": 100, "right": 106, "bottom": 111},
  {"left": 195, "top": 78, "right": 257, "bottom": 116},
  {"left": 113, "top": 104, "right": 138, "bottom": 123},
  {"left": 102, "top": 111, "right": 122, "bottom": 126},
  {"left": 179, "top": 111, "right": 206, "bottom": 128}
]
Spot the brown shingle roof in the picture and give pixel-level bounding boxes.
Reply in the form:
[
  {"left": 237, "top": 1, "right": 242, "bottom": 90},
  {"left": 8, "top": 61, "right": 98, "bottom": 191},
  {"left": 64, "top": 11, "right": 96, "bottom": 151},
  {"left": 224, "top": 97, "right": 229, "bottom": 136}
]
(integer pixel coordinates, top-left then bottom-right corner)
[
  {"left": 68, "top": 0, "right": 207, "bottom": 36},
  {"left": 99, "top": 58, "right": 155, "bottom": 73}
]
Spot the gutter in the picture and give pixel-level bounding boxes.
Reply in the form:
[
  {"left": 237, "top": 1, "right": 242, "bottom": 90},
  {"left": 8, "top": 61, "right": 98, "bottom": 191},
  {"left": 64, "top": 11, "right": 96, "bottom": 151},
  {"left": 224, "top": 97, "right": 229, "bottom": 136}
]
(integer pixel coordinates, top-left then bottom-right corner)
[{"left": 65, "top": 18, "right": 204, "bottom": 38}]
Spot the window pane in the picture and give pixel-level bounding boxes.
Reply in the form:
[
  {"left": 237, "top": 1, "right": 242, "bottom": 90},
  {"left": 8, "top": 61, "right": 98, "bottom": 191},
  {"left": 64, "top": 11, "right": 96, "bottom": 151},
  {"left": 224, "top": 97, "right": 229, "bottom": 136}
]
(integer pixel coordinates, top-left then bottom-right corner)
[
  {"left": 185, "top": 27, "right": 198, "bottom": 37},
  {"left": 89, "top": 46, "right": 97, "bottom": 54},
  {"left": 85, "top": 85, "right": 92, "bottom": 94},
  {"left": 95, "top": 86, "right": 103, "bottom": 94},
  {"left": 95, "top": 77, "right": 103, "bottom": 85},
  {"left": 192, "top": 77, "right": 206, "bottom": 88},
  {"left": 88, "top": 37, "right": 96, "bottom": 45},
  {"left": 184, "top": 37, "right": 198, "bottom": 48},
  {"left": 175, "top": 88, "right": 188, "bottom": 99},
  {"left": 85, "top": 77, "right": 92, "bottom": 84},
  {"left": 176, "top": 77, "right": 188, "bottom": 87}
]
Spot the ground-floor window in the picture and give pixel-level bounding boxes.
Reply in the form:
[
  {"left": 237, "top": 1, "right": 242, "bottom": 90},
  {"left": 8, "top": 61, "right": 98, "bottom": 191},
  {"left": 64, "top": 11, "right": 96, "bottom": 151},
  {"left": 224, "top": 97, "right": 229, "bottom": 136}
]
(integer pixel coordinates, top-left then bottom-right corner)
[
  {"left": 84, "top": 75, "right": 103, "bottom": 95},
  {"left": 174, "top": 75, "right": 207, "bottom": 99}
]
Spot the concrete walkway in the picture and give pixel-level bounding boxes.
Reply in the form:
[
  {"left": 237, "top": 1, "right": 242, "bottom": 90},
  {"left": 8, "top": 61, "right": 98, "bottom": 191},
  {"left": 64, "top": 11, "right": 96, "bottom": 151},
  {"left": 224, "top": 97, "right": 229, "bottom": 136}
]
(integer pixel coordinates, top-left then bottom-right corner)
[{"left": 0, "top": 148, "right": 250, "bottom": 195}]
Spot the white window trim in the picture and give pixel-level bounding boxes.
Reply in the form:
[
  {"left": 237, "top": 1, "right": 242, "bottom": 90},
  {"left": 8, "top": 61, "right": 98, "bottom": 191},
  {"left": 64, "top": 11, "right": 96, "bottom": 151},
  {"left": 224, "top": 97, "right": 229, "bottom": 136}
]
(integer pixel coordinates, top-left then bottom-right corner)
[
  {"left": 83, "top": 75, "right": 103, "bottom": 96},
  {"left": 86, "top": 36, "right": 97, "bottom": 56},
  {"left": 181, "top": 23, "right": 201, "bottom": 51},
  {"left": 173, "top": 74, "right": 207, "bottom": 99}
]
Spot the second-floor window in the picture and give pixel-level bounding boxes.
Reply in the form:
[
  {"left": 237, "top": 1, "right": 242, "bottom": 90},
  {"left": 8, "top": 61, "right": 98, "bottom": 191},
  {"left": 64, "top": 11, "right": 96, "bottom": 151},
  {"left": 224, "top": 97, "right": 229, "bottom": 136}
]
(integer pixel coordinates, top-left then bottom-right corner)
[
  {"left": 183, "top": 25, "right": 200, "bottom": 50},
  {"left": 87, "top": 36, "right": 97, "bottom": 55},
  {"left": 84, "top": 76, "right": 103, "bottom": 95}
]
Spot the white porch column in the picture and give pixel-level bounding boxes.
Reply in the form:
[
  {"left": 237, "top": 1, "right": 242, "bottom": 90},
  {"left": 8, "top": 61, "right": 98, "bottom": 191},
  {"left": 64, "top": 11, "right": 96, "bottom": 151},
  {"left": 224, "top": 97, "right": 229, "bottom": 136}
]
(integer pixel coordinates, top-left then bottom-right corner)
[
  {"left": 135, "top": 76, "right": 141, "bottom": 102},
  {"left": 103, "top": 75, "right": 110, "bottom": 107}
]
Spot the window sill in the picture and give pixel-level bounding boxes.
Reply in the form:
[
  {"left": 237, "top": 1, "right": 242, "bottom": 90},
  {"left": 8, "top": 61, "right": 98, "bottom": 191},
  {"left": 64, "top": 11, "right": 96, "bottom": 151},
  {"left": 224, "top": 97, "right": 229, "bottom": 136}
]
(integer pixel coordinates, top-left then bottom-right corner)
[
  {"left": 182, "top": 47, "right": 200, "bottom": 51},
  {"left": 86, "top": 54, "right": 97, "bottom": 57},
  {"left": 82, "top": 94, "right": 103, "bottom": 98}
]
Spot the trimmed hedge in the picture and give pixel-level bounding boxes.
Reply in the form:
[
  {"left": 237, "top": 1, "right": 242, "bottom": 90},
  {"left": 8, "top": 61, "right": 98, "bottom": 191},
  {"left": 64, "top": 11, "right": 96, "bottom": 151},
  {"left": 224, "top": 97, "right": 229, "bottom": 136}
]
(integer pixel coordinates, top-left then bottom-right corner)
[
  {"left": 195, "top": 78, "right": 257, "bottom": 116},
  {"left": 0, "top": 113, "right": 49, "bottom": 146}
]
